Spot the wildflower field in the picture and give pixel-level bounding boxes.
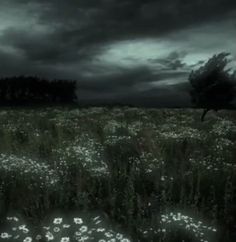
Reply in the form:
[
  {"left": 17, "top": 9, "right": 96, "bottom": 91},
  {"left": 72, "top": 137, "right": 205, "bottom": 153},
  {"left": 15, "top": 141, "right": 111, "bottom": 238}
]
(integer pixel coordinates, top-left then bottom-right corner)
[{"left": 0, "top": 107, "right": 235, "bottom": 242}]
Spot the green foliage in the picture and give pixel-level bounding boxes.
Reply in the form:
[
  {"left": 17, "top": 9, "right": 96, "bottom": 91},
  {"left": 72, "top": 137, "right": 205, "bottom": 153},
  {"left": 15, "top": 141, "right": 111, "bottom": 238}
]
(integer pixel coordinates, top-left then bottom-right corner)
[{"left": 0, "top": 107, "right": 235, "bottom": 241}]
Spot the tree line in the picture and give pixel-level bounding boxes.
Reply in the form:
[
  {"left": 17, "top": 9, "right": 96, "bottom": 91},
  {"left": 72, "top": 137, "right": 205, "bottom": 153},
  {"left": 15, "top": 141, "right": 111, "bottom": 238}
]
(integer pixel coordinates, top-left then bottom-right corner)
[
  {"left": 0, "top": 76, "right": 77, "bottom": 105},
  {"left": 0, "top": 53, "right": 235, "bottom": 119}
]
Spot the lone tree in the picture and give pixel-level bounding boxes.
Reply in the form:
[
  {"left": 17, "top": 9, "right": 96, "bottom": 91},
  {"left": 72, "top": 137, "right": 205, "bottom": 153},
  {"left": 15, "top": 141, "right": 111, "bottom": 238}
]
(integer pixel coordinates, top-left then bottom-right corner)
[{"left": 189, "top": 52, "right": 236, "bottom": 121}]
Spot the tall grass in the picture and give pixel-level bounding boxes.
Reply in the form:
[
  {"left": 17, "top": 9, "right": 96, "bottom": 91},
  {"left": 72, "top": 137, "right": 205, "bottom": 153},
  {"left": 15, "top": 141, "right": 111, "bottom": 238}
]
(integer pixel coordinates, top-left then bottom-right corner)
[{"left": 0, "top": 107, "right": 235, "bottom": 241}]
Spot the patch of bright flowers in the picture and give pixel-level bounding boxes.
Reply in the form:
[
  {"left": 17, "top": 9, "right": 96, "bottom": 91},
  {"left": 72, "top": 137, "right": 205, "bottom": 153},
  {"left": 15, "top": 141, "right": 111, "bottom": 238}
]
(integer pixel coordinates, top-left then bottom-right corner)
[{"left": 0, "top": 214, "right": 131, "bottom": 242}]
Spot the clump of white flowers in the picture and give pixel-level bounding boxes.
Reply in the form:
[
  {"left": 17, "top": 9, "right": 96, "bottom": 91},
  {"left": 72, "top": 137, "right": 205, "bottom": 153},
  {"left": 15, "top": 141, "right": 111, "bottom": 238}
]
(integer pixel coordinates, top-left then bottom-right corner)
[
  {"left": 0, "top": 153, "right": 59, "bottom": 189},
  {"left": 160, "top": 212, "right": 217, "bottom": 241},
  {"left": 0, "top": 216, "right": 32, "bottom": 241},
  {"left": 211, "top": 119, "right": 236, "bottom": 137},
  {"left": 138, "top": 212, "right": 217, "bottom": 242},
  {"left": 53, "top": 134, "right": 109, "bottom": 177},
  {"left": 103, "top": 120, "right": 134, "bottom": 146},
  {"left": 103, "top": 120, "right": 127, "bottom": 134},
  {"left": 158, "top": 124, "right": 204, "bottom": 141}
]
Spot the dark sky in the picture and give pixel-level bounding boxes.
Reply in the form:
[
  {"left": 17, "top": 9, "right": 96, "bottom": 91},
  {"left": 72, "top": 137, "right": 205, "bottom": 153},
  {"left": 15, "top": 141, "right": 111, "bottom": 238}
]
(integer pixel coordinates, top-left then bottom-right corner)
[{"left": 0, "top": 0, "right": 235, "bottom": 106}]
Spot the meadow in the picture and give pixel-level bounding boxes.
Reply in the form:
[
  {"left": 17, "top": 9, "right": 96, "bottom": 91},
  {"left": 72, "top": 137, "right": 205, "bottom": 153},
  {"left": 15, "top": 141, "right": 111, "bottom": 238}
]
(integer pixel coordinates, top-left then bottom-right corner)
[{"left": 0, "top": 107, "right": 235, "bottom": 242}]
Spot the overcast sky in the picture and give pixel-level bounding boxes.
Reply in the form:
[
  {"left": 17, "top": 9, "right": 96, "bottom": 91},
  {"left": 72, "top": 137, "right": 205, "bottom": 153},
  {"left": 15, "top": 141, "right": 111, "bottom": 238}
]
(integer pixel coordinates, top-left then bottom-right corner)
[{"left": 0, "top": 0, "right": 235, "bottom": 106}]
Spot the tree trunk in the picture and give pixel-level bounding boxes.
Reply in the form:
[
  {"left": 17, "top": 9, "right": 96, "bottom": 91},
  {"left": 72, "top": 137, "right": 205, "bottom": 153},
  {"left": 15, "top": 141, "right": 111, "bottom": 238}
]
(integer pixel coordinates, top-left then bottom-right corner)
[{"left": 201, "top": 108, "right": 210, "bottom": 122}]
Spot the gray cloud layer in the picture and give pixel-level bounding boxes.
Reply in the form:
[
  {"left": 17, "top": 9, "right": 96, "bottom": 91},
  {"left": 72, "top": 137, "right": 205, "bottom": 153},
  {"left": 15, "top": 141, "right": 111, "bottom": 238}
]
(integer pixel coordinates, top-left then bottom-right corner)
[{"left": 0, "top": 0, "right": 235, "bottom": 106}]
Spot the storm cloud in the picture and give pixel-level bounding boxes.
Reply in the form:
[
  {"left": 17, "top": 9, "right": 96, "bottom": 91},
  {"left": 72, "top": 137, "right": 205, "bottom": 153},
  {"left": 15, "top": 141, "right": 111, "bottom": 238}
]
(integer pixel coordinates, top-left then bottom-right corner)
[{"left": 0, "top": 0, "right": 235, "bottom": 106}]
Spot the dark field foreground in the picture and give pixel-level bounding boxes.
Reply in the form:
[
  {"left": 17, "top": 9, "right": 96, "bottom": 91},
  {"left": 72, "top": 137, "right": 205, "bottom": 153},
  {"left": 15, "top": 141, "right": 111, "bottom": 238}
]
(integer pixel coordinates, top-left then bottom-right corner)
[{"left": 0, "top": 107, "right": 235, "bottom": 242}]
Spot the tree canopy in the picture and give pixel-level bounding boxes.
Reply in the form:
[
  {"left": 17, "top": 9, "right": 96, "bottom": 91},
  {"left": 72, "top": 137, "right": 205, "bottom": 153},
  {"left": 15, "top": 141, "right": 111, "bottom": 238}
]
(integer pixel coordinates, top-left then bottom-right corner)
[{"left": 189, "top": 53, "right": 236, "bottom": 121}]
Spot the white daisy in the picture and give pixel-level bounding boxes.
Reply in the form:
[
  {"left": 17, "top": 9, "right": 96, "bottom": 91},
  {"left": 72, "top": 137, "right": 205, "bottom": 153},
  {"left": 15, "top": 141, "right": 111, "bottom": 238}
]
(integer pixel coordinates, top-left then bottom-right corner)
[
  {"left": 6, "top": 216, "right": 19, "bottom": 222},
  {"left": 23, "top": 237, "right": 32, "bottom": 242},
  {"left": 53, "top": 227, "right": 60, "bottom": 233},
  {"left": 19, "top": 225, "right": 27, "bottom": 230},
  {"left": 0, "top": 233, "right": 11, "bottom": 239},
  {"left": 105, "top": 232, "right": 113, "bottom": 238},
  {"left": 116, "top": 233, "right": 123, "bottom": 240},
  {"left": 80, "top": 226, "right": 88, "bottom": 233},
  {"left": 53, "top": 218, "right": 63, "bottom": 224},
  {"left": 73, "top": 218, "right": 83, "bottom": 224},
  {"left": 97, "top": 228, "right": 105, "bottom": 232},
  {"left": 45, "top": 231, "right": 54, "bottom": 241},
  {"left": 36, "top": 234, "right": 43, "bottom": 240}
]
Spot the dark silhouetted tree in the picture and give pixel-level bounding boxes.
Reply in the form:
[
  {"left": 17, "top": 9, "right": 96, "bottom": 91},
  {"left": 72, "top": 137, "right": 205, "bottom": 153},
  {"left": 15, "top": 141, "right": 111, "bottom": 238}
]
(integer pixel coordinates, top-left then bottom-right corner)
[{"left": 189, "top": 53, "right": 236, "bottom": 121}]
